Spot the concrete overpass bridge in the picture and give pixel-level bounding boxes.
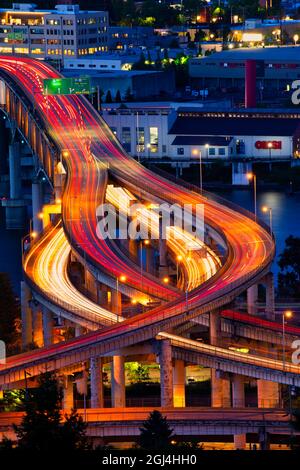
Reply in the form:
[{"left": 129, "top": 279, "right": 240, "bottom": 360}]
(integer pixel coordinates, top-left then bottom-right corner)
[{"left": 0, "top": 56, "right": 295, "bottom": 450}]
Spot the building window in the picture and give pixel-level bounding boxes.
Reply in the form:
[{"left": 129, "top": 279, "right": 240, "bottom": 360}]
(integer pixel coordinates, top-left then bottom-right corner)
[
  {"left": 218, "top": 148, "right": 225, "bottom": 156},
  {"left": 208, "top": 147, "right": 216, "bottom": 156},
  {"left": 121, "top": 127, "right": 131, "bottom": 152},
  {"left": 136, "top": 127, "right": 145, "bottom": 152},
  {"left": 177, "top": 148, "right": 184, "bottom": 155},
  {"left": 236, "top": 139, "right": 245, "bottom": 155},
  {"left": 149, "top": 126, "right": 158, "bottom": 152}
]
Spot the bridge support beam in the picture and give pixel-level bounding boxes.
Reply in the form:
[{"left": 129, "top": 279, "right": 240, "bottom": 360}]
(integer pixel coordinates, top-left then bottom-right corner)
[
  {"left": 264, "top": 273, "right": 275, "bottom": 320},
  {"left": 232, "top": 374, "right": 246, "bottom": 450},
  {"left": 210, "top": 310, "right": 231, "bottom": 407},
  {"left": 85, "top": 269, "right": 98, "bottom": 303},
  {"left": 32, "top": 306, "right": 43, "bottom": 348},
  {"left": 111, "top": 288, "right": 122, "bottom": 319},
  {"left": 173, "top": 359, "right": 185, "bottom": 407},
  {"left": 63, "top": 377, "right": 74, "bottom": 410},
  {"left": 98, "top": 284, "right": 107, "bottom": 308},
  {"left": 42, "top": 306, "right": 54, "bottom": 346},
  {"left": 160, "top": 339, "right": 173, "bottom": 408},
  {"left": 257, "top": 379, "right": 280, "bottom": 408},
  {"left": 247, "top": 284, "right": 258, "bottom": 315},
  {"left": 75, "top": 325, "right": 86, "bottom": 337},
  {"left": 2, "top": 142, "right": 26, "bottom": 229},
  {"left": 232, "top": 162, "right": 252, "bottom": 186},
  {"left": 32, "top": 179, "right": 43, "bottom": 234},
  {"left": 159, "top": 215, "right": 168, "bottom": 277},
  {"left": 111, "top": 356, "right": 125, "bottom": 408},
  {"left": 90, "top": 357, "right": 104, "bottom": 408},
  {"left": 21, "top": 281, "right": 33, "bottom": 349}
]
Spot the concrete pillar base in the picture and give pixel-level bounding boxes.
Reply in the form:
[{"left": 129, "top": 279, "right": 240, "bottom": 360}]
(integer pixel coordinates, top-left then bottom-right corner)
[
  {"left": 247, "top": 284, "right": 258, "bottom": 315},
  {"left": 234, "top": 434, "right": 246, "bottom": 450},
  {"left": 1, "top": 199, "right": 26, "bottom": 229},
  {"left": 211, "top": 370, "right": 231, "bottom": 407},
  {"left": 90, "top": 357, "right": 104, "bottom": 408},
  {"left": 63, "top": 377, "right": 74, "bottom": 410},
  {"left": 173, "top": 359, "right": 185, "bottom": 407},
  {"left": 32, "top": 306, "right": 43, "bottom": 348},
  {"left": 257, "top": 379, "right": 280, "bottom": 408},
  {"left": 42, "top": 306, "right": 54, "bottom": 346},
  {"left": 160, "top": 340, "right": 173, "bottom": 408},
  {"left": 111, "top": 356, "right": 125, "bottom": 408}
]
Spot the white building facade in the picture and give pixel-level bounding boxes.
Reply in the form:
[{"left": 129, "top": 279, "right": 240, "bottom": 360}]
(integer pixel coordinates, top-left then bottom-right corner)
[{"left": 102, "top": 106, "right": 297, "bottom": 162}]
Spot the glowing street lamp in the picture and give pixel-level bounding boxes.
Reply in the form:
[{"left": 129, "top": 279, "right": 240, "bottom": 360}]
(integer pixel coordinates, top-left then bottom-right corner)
[
  {"left": 294, "top": 34, "right": 299, "bottom": 45},
  {"left": 116, "top": 274, "right": 127, "bottom": 321},
  {"left": 282, "top": 310, "right": 293, "bottom": 370},
  {"left": 192, "top": 148, "right": 203, "bottom": 193},
  {"left": 261, "top": 206, "right": 273, "bottom": 234},
  {"left": 267, "top": 141, "right": 273, "bottom": 160},
  {"left": 163, "top": 276, "right": 169, "bottom": 284},
  {"left": 246, "top": 172, "right": 257, "bottom": 220}
]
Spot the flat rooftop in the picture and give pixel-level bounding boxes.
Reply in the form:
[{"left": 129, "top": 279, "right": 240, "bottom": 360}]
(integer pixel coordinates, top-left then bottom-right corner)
[{"left": 194, "top": 46, "right": 300, "bottom": 62}]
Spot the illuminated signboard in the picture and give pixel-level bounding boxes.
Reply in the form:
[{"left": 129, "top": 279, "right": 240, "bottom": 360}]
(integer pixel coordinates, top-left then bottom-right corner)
[{"left": 255, "top": 141, "right": 282, "bottom": 149}]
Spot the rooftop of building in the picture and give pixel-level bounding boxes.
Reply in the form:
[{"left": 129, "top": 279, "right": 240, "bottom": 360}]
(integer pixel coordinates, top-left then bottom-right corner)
[
  {"left": 169, "top": 114, "right": 300, "bottom": 136},
  {"left": 0, "top": 3, "right": 106, "bottom": 15},
  {"left": 192, "top": 45, "right": 300, "bottom": 63}
]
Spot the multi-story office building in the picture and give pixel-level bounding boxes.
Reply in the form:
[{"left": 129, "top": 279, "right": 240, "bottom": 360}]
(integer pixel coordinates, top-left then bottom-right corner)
[{"left": 0, "top": 3, "right": 109, "bottom": 60}]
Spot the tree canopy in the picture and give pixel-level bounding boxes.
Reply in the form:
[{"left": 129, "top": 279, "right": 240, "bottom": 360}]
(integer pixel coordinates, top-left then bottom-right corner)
[
  {"left": 14, "top": 372, "right": 89, "bottom": 451},
  {"left": 278, "top": 236, "right": 300, "bottom": 300},
  {"left": 138, "top": 410, "right": 174, "bottom": 450}
]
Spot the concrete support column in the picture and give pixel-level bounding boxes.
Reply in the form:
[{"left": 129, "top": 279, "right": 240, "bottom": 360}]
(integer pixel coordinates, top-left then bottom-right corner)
[
  {"left": 75, "top": 325, "right": 86, "bottom": 337},
  {"left": 98, "top": 284, "right": 107, "bottom": 307},
  {"left": 32, "top": 306, "right": 43, "bottom": 348},
  {"left": 21, "top": 281, "right": 33, "bottom": 349},
  {"left": 247, "top": 284, "right": 258, "bottom": 315},
  {"left": 173, "top": 359, "right": 185, "bottom": 407},
  {"left": 159, "top": 215, "right": 168, "bottom": 277},
  {"left": 111, "top": 355, "right": 125, "bottom": 408},
  {"left": 232, "top": 374, "right": 246, "bottom": 450},
  {"left": 63, "top": 377, "right": 74, "bottom": 410},
  {"left": 85, "top": 269, "right": 98, "bottom": 303},
  {"left": 146, "top": 245, "right": 155, "bottom": 274},
  {"left": 42, "top": 306, "right": 54, "bottom": 346},
  {"left": 111, "top": 288, "right": 122, "bottom": 317},
  {"left": 9, "top": 142, "right": 21, "bottom": 199},
  {"left": 90, "top": 357, "right": 104, "bottom": 408},
  {"left": 211, "top": 370, "right": 231, "bottom": 407},
  {"left": 232, "top": 162, "right": 252, "bottom": 186},
  {"left": 210, "top": 310, "right": 231, "bottom": 407},
  {"left": 257, "top": 379, "right": 280, "bottom": 408},
  {"left": 32, "top": 180, "right": 43, "bottom": 234},
  {"left": 265, "top": 273, "right": 275, "bottom": 320},
  {"left": 159, "top": 339, "right": 173, "bottom": 408}
]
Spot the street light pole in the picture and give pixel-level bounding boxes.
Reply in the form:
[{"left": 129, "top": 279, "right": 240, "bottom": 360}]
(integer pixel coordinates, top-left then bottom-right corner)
[
  {"left": 247, "top": 172, "right": 257, "bottom": 220},
  {"left": 282, "top": 310, "right": 292, "bottom": 371},
  {"left": 261, "top": 206, "right": 273, "bottom": 234}
]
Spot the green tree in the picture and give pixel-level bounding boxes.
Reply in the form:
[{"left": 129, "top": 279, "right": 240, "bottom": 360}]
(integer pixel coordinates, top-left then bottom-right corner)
[
  {"left": 138, "top": 410, "right": 174, "bottom": 450},
  {"left": 14, "top": 372, "right": 89, "bottom": 451},
  {"left": 105, "top": 90, "right": 112, "bottom": 103},
  {"left": 278, "top": 236, "right": 300, "bottom": 300},
  {"left": 115, "top": 89, "right": 122, "bottom": 102},
  {"left": 126, "top": 362, "right": 150, "bottom": 384},
  {"left": 0, "top": 272, "right": 20, "bottom": 353}
]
